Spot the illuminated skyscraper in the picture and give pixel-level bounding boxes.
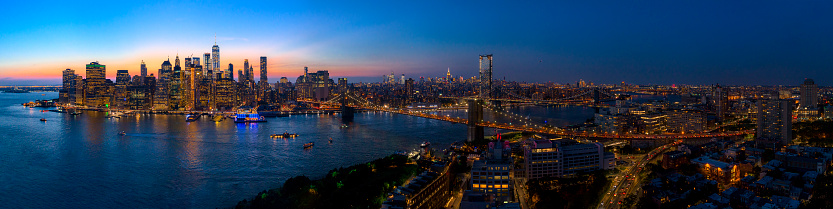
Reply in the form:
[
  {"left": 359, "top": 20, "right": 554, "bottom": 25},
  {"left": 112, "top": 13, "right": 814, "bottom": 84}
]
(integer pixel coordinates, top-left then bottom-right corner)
[
  {"left": 61, "top": 69, "right": 77, "bottom": 104},
  {"left": 711, "top": 84, "right": 729, "bottom": 121},
  {"left": 84, "top": 61, "right": 110, "bottom": 108},
  {"left": 243, "top": 59, "right": 250, "bottom": 83},
  {"left": 153, "top": 58, "right": 172, "bottom": 110},
  {"left": 140, "top": 60, "right": 147, "bottom": 80},
  {"left": 479, "top": 54, "right": 493, "bottom": 99},
  {"left": 115, "top": 70, "right": 131, "bottom": 108},
  {"left": 169, "top": 55, "right": 183, "bottom": 110},
  {"left": 203, "top": 53, "right": 211, "bottom": 76},
  {"left": 212, "top": 43, "right": 220, "bottom": 78},
  {"left": 227, "top": 63, "right": 234, "bottom": 80},
  {"left": 260, "top": 56, "right": 267, "bottom": 83},
  {"left": 446, "top": 68, "right": 452, "bottom": 82}
]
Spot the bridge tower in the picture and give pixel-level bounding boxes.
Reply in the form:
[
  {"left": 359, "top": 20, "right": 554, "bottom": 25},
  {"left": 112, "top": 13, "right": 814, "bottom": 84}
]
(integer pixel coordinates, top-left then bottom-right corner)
[
  {"left": 593, "top": 88, "right": 600, "bottom": 105},
  {"left": 340, "top": 92, "right": 354, "bottom": 123},
  {"left": 467, "top": 99, "right": 484, "bottom": 142}
]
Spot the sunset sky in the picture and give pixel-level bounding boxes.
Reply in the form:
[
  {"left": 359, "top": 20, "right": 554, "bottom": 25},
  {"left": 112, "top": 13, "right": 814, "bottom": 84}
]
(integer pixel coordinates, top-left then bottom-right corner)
[{"left": 1, "top": 1, "right": 832, "bottom": 85}]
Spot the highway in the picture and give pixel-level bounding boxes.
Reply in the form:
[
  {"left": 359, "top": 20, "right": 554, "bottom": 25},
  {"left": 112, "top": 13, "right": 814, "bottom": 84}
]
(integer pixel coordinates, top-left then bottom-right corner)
[{"left": 598, "top": 140, "right": 681, "bottom": 209}]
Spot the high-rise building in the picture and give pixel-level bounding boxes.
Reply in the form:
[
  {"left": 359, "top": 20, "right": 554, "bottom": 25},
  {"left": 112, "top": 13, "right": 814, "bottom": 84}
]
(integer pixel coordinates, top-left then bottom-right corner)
[
  {"left": 61, "top": 69, "right": 77, "bottom": 104},
  {"left": 140, "top": 60, "right": 147, "bottom": 80},
  {"left": 260, "top": 56, "right": 267, "bottom": 83},
  {"left": 84, "top": 62, "right": 110, "bottom": 108},
  {"left": 203, "top": 53, "right": 211, "bottom": 76},
  {"left": 212, "top": 43, "right": 220, "bottom": 78},
  {"left": 446, "top": 68, "right": 452, "bottom": 82},
  {"left": 169, "top": 55, "right": 183, "bottom": 110},
  {"left": 756, "top": 98, "right": 792, "bottom": 146},
  {"left": 153, "top": 58, "right": 172, "bottom": 110},
  {"left": 243, "top": 59, "right": 251, "bottom": 83},
  {"left": 523, "top": 139, "right": 615, "bottom": 179},
  {"left": 800, "top": 78, "right": 818, "bottom": 109},
  {"left": 114, "top": 70, "right": 131, "bottom": 108},
  {"left": 479, "top": 54, "right": 493, "bottom": 99},
  {"left": 227, "top": 63, "right": 234, "bottom": 80},
  {"left": 711, "top": 84, "right": 729, "bottom": 121}
]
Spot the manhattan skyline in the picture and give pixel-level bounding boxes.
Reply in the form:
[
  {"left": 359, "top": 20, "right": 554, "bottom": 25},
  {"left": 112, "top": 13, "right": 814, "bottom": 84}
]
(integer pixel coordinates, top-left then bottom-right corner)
[{"left": 2, "top": 1, "right": 833, "bottom": 86}]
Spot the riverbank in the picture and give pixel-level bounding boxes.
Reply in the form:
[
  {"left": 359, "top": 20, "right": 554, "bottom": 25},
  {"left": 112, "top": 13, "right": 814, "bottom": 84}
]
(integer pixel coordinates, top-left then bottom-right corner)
[{"left": 232, "top": 154, "right": 418, "bottom": 209}]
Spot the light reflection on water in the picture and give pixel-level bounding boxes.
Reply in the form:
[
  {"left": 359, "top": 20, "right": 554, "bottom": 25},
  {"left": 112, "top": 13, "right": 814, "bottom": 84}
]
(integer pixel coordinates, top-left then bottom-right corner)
[{"left": 0, "top": 92, "right": 594, "bottom": 208}]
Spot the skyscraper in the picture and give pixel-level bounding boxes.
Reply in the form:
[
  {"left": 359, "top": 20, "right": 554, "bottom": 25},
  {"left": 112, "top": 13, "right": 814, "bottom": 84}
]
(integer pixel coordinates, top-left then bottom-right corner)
[
  {"left": 800, "top": 78, "right": 818, "bottom": 109},
  {"left": 140, "top": 60, "right": 147, "bottom": 80},
  {"left": 260, "top": 56, "right": 268, "bottom": 83},
  {"left": 479, "top": 54, "right": 493, "bottom": 99},
  {"left": 84, "top": 62, "right": 110, "bottom": 108},
  {"left": 61, "top": 69, "right": 77, "bottom": 104},
  {"left": 203, "top": 53, "right": 211, "bottom": 76},
  {"left": 243, "top": 59, "right": 250, "bottom": 83},
  {"left": 212, "top": 43, "right": 220, "bottom": 78},
  {"left": 712, "top": 84, "right": 729, "bottom": 121},
  {"left": 757, "top": 98, "right": 792, "bottom": 146},
  {"left": 227, "top": 63, "right": 234, "bottom": 80},
  {"left": 115, "top": 70, "right": 131, "bottom": 108},
  {"left": 153, "top": 58, "right": 172, "bottom": 110}
]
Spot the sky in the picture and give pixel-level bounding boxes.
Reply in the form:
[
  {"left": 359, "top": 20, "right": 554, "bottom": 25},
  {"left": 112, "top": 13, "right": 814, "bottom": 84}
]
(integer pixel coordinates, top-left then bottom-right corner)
[{"left": 1, "top": 1, "right": 832, "bottom": 86}]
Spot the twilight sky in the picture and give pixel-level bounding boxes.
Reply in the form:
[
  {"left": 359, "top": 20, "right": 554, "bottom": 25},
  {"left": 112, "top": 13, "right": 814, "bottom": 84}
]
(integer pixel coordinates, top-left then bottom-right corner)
[{"left": 1, "top": 1, "right": 832, "bottom": 86}]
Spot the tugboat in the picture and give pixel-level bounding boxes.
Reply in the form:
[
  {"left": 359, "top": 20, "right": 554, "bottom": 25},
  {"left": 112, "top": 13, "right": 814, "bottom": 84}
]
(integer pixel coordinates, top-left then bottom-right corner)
[
  {"left": 185, "top": 114, "right": 199, "bottom": 122},
  {"left": 303, "top": 142, "right": 314, "bottom": 149},
  {"left": 39, "top": 118, "right": 47, "bottom": 122},
  {"left": 234, "top": 108, "right": 267, "bottom": 123},
  {"left": 270, "top": 132, "right": 299, "bottom": 138}
]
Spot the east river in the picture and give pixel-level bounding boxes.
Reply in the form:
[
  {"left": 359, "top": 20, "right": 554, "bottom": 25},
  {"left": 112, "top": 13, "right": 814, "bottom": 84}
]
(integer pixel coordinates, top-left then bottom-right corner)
[{"left": 0, "top": 92, "right": 595, "bottom": 208}]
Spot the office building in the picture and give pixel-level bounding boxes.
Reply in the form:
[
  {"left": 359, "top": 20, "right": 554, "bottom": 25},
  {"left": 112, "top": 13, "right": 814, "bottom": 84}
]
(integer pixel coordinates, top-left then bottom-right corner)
[
  {"left": 523, "top": 139, "right": 615, "bottom": 179},
  {"left": 470, "top": 140, "right": 513, "bottom": 202},
  {"left": 60, "top": 69, "right": 77, "bottom": 105},
  {"left": 140, "top": 60, "right": 147, "bottom": 80},
  {"left": 479, "top": 54, "right": 493, "bottom": 99},
  {"left": 259, "top": 56, "right": 267, "bottom": 83},
  {"left": 799, "top": 78, "right": 818, "bottom": 109},
  {"left": 756, "top": 98, "right": 792, "bottom": 145},
  {"left": 153, "top": 59, "right": 172, "bottom": 110},
  {"left": 114, "top": 70, "right": 131, "bottom": 108},
  {"left": 712, "top": 84, "right": 729, "bottom": 121},
  {"left": 667, "top": 109, "right": 706, "bottom": 134},
  {"left": 84, "top": 61, "right": 111, "bottom": 108}
]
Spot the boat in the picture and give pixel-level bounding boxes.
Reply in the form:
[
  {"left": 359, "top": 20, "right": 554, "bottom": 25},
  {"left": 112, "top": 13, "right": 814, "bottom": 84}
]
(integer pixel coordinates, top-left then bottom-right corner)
[
  {"left": 40, "top": 110, "right": 48, "bottom": 112},
  {"left": 303, "top": 142, "right": 314, "bottom": 149},
  {"left": 118, "top": 131, "right": 126, "bottom": 136},
  {"left": 212, "top": 115, "right": 224, "bottom": 122},
  {"left": 70, "top": 112, "right": 82, "bottom": 116},
  {"left": 271, "top": 132, "right": 299, "bottom": 138},
  {"left": 328, "top": 137, "right": 333, "bottom": 143},
  {"left": 234, "top": 108, "right": 267, "bottom": 123},
  {"left": 420, "top": 141, "right": 431, "bottom": 148},
  {"left": 39, "top": 118, "right": 47, "bottom": 122},
  {"left": 185, "top": 114, "right": 200, "bottom": 122},
  {"left": 340, "top": 124, "right": 349, "bottom": 128}
]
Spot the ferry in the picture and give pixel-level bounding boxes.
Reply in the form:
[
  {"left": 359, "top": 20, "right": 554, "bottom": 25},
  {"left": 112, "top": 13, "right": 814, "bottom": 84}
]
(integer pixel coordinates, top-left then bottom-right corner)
[
  {"left": 185, "top": 114, "right": 200, "bottom": 122},
  {"left": 270, "top": 132, "right": 299, "bottom": 138},
  {"left": 303, "top": 142, "right": 314, "bottom": 149},
  {"left": 234, "top": 108, "right": 267, "bottom": 123}
]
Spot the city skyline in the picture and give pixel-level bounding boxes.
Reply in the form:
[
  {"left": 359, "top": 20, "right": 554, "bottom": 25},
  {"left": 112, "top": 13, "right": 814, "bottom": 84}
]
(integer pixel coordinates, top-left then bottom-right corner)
[{"left": 2, "top": 1, "right": 833, "bottom": 86}]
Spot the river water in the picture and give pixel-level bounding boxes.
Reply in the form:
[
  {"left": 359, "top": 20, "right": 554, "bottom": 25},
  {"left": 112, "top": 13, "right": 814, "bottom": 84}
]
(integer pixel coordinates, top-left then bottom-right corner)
[{"left": 0, "top": 92, "right": 594, "bottom": 208}]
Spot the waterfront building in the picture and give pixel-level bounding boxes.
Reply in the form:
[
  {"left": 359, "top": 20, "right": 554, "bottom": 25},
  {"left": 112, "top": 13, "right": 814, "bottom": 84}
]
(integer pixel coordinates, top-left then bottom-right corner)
[
  {"left": 153, "top": 59, "right": 172, "bottom": 110},
  {"left": 523, "top": 139, "right": 615, "bottom": 179},
  {"left": 84, "top": 62, "right": 111, "bottom": 108},
  {"left": 756, "top": 98, "right": 792, "bottom": 146},
  {"left": 74, "top": 75, "right": 84, "bottom": 106},
  {"left": 114, "top": 70, "right": 131, "bottom": 108},
  {"left": 381, "top": 162, "right": 452, "bottom": 209},
  {"left": 214, "top": 78, "right": 236, "bottom": 110},
  {"left": 60, "top": 69, "right": 77, "bottom": 105}
]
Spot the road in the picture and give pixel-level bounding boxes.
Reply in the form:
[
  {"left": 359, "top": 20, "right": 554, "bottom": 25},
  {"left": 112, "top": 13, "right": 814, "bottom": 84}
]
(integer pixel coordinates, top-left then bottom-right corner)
[{"left": 598, "top": 140, "right": 681, "bottom": 209}]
